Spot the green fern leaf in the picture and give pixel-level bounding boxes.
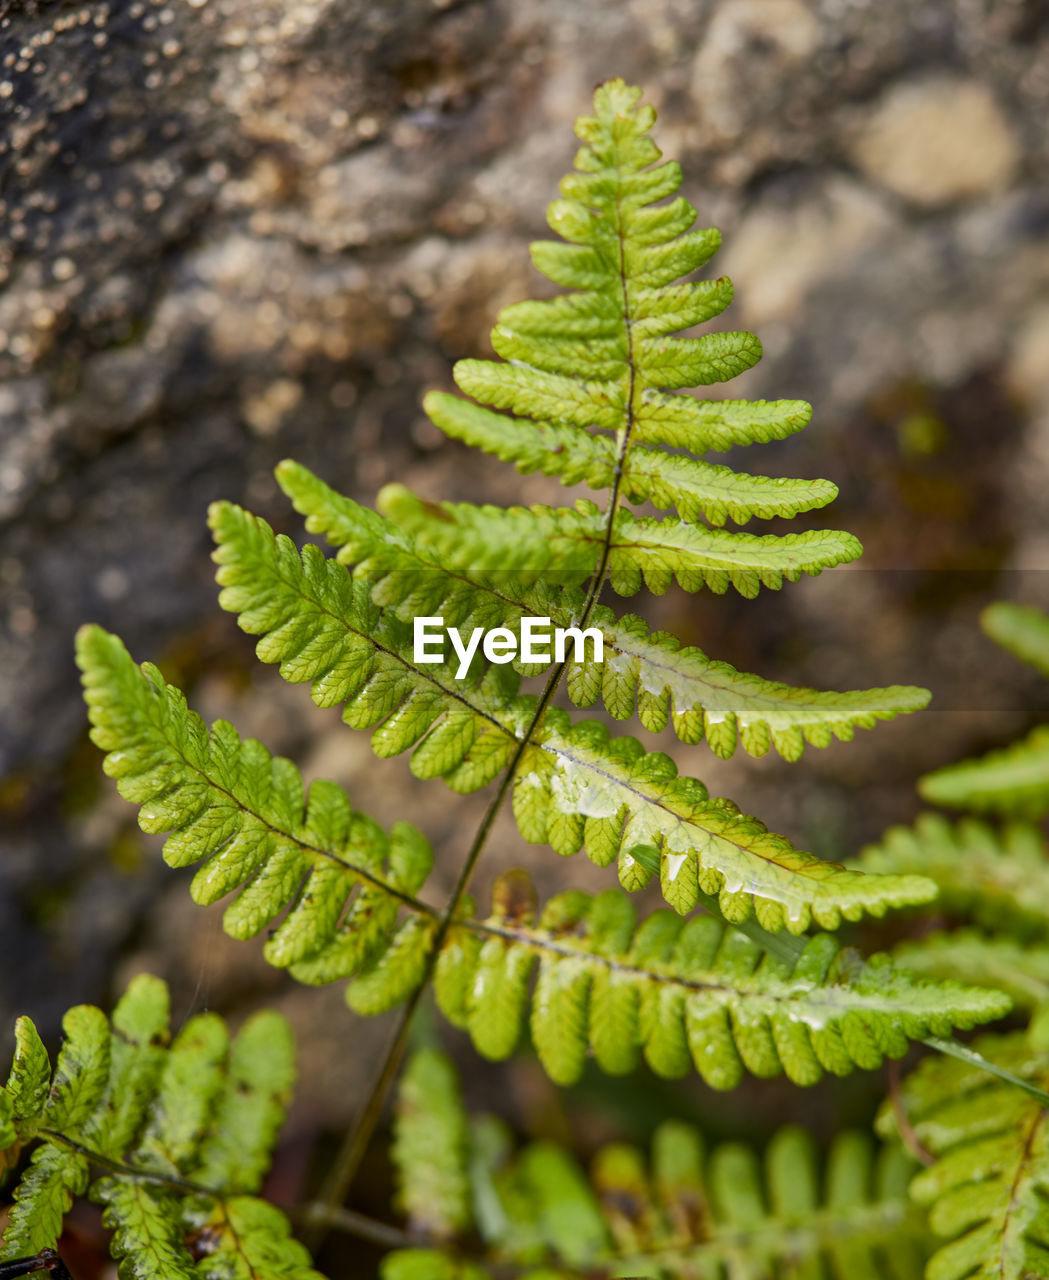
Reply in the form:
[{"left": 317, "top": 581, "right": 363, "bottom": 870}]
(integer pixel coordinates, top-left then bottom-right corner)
[
  {"left": 392, "top": 1048, "right": 473, "bottom": 1239},
  {"left": 192, "top": 1011, "right": 295, "bottom": 1195},
  {"left": 583, "top": 608, "right": 930, "bottom": 759},
  {"left": 423, "top": 391, "right": 839, "bottom": 527},
  {"left": 619, "top": 447, "right": 838, "bottom": 528},
  {"left": 919, "top": 725, "right": 1049, "bottom": 819},
  {"left": 138, "top": 1013, "right": 230, "bottom": 1174},
  {"left": 4, "top": 1017, "right": 52, "bottom": 1139},
  {"left": 378, "top": 486, "right": 861, "bottom": 600},
  {"left": 346, "top": 915, "right": 437, "bottom": 1015},
  {"left": 893, "top": 930, "right": 1049, "bottom": 1012},
  {"left": 96, "top": 1180, "right": 196, "bottom": 1280},
  {"left": 877, "top": 1030, "right": 1049, "bottom": 1280},
  {"left": 981, "top": 601, "right": 1049, "bottom": 677},
  {"left": 76, "top": 623, "right": 436, "bottom": 1000},
  {"left": 45, "top": 1004, "right": 111, "bottom": 1132},
  {"left": 2, "top": 1144, "right": 90, "bottom": 1259},
  {"left": 858, "top": 814, "right": 1049, "bottom": 939},
  {"left": 604, "top": 509, "right": 861, "bottom": 598},
  {"left": 208, "top": 500, "right": 524, "bottom": 783},
  {"left": 388, "top": 1052, "right": 928, "bottom": 1278},
  {"left": 524, "top": 712, "right": 936, "bottom": 931},
  {"left": 83, "top": 974, "right": 170, "bottom": 1161},
  {"left": 434, "top": 873, "right": 1007, "bottom": 1089},
  {"left": 391, "top": 77, "right": 864, "bottom": 612},
  {"left": 0, "top": 976, "right": 323, "bottom": 1278},
  {"left": 188, "top": 1197, "right": 320, "bottom": 1280}
]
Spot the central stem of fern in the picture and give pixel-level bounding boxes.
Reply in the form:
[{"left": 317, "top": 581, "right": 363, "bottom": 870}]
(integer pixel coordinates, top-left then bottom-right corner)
[{"left": 308, "top": 146, "right": 642, "bottom": 1247}]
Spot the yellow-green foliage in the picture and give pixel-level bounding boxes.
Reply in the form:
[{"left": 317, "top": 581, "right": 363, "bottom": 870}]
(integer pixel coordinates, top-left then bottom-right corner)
[
  {"left": 385, "top": 1048, "right": 928, "bottom": 1279},
  {"left": 436, "top": 874, "right": 1007, "bottom": 1090},
  {"left": 74, "top": 624, "right": 1000, "bottom": 1090},
  {"left": 878, "top": 1031, "right": 1049, "bottom": 1280},
  {"left": 0, "top": 975, "right": 319, "bottom": 1280},
  {"left": 50, "top": 77, "right": 1039, "bottom": 1280}
]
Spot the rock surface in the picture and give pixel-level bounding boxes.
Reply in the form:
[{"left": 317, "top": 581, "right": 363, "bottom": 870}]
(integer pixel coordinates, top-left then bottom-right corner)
[
  {"left": 3, "top": 0, "right": 1049, "bottom": 1124},
  {"left": 848, "top": 74, "right": 1021, "bottom": 208}
]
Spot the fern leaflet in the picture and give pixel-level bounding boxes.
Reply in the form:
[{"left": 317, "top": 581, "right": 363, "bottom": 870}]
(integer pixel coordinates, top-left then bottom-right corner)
[
  {"left": 76, "top": 624, "right": 437, "bottom": 1006},
  {"left": 857, "top": 813, "right": 1049, "bottom": 940},
  {"left": 0, "top": 975, "right": 321, "bottom": 1280},
  {"left": 378, "top": 485, "right": 861, "bottom": 599},
  {"left": 981, "top": 601, "right": 1049, "bottom": 677},
  {"left": 877, "top": 1030, "right": 1049, "bottom": 1280},
  {"left": 893, "top": 929, "right": 1049, "bottom": 1013},
  {"left": 383, "top": 1047, "right": 928, "bottom": 1279},
  {"left": 391, "top": 1049, "right": 472, "bottom": 1241},
  {"left": 919, "top": 725, "right": 1049, "bottom": 819},
  {"left": 435, "top": 872, "right": 1007, "bottom": 1090}
]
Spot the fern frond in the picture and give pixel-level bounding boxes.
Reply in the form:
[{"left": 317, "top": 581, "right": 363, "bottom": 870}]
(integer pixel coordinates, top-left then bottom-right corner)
[
  {"left": 918, "top": 724, "right": 1049, "bottom": 819},
  {"left": 0, "top": 975, "right": 322, "bottom": 1279},
  {"left": 605, "top": 513, "right": 860, "bottom": 598},
  {"left": 893, "top": 930, "right": 1049, "bottom": 1012},
  {"left": 579, "top": 608, "right": 931, "bottom": 759},
  {"left": 386, "top": 1048, "right": 928, "bottom": 1278},
  {"left": 434, "top": 872, "right": 1006, "bottom": 1089},
  {"left": 424, "top": 390, "right": 839, "bottom": 527},
  {"left": 66, "top": 634, "right": 987, "bottom": 1088},
  {"left": 392, "top": 78, "right": 864, "bottom": 610},
  {"left": 278, "top": 459, "right": 927, "bottom": 760},
  {"left": 525, "top": 712, "right": 936, "bottom": 931},
  {"left": 75, "top": 623, "right": 437, "bottom": 1003},
  {"left": 208, "top": 500, "right": 528, "bottom": 782},
  {"left": 378, "top": 486, "right": 860, "bottom": 600},
  {"left": 392, "top": 1049, "right": 473, "bottom": 1240},
  {"left": 981, "top": 601, "right": 1049, "bottom": 677},
  {"left": 858, "top": 814, "right": 1049, "bottom": 938},
  {"left": 876, "top": 1030, "right": 1049, "bottom": 1280}
]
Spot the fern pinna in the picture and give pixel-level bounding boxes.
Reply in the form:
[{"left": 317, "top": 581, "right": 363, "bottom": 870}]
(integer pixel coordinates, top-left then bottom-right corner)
[
  {"left": 861, "top": 602, "right": 1049, "bottom": 1009},
  {"left": 8, "top": 79, "right": 1037, "bottom": 1278},
  {"left": 0, "top": 974, "right": 317, "bottom": 1280},
  {"left": 384, "top": 1045, "right": 929, "bottom": 1280}
]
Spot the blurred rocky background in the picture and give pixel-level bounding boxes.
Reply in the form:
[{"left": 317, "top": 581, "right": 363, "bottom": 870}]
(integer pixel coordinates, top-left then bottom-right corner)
[{"left": 2, "top": 0, "right": 1049, "bottom": 1267}]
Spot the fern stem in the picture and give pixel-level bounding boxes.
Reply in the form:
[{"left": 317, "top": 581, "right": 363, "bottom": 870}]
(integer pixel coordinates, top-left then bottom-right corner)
[
  {"left": 922, "top": 1035, "right": 1049, "bottom": 1106},
  {"left": 309, "top": 481, "right": 625, "bottom": 1246},
  {"left": 305, "top": 992, "right": 420, "bottom": 1249},
  {"left": 297, "top": 1203, "right": 415, "bottom": 1249},
  {"left": 39, "top": 1129, "right": 219, "bottom": 1196},
  {"left": 886, "top": 1058, "right": 934, "bottom": 1166},
  {"left": 309, "top": 140, "right": 667, "bottom": 1251},
  {"left": 307, "top": 657, "right": 568, "bottom": 1245}
]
